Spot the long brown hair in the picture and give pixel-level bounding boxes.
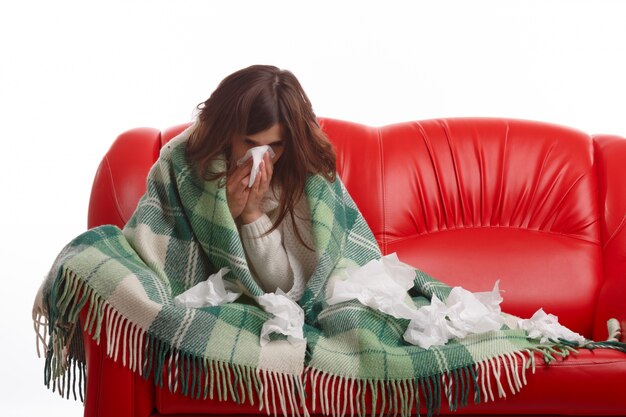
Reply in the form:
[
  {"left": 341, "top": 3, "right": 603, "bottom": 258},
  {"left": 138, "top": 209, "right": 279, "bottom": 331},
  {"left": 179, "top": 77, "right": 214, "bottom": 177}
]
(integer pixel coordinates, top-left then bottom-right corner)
[{"left": 186, "top": 65, "right": 336, "bottom": 241}]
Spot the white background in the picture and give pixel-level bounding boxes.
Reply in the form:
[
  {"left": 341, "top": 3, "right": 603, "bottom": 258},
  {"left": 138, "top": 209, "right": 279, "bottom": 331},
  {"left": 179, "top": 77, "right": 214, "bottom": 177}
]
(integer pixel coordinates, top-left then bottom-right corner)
[{"left": 2, "top": 1, "right": 626, "bottom": 415}]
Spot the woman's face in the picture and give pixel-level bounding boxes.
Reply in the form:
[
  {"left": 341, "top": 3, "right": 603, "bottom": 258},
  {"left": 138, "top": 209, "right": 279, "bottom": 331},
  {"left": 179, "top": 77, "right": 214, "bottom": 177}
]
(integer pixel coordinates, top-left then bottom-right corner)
[{"left": 230, "top": 123, "right": 285, "bottom": 167}]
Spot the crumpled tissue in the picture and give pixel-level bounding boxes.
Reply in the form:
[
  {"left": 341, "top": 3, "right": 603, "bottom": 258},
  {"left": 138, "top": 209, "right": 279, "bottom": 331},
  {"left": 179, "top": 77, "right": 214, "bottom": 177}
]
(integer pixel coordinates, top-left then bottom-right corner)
[
  {"left": 326, "top": 253, "right": 419, "bottom": 319},
  {"left": 236, "top": 145, "right": 276, "bottom": 188},
  {"left": 257, "top": 289, "right": 305, "bottom": 346},
  {"left": 516, "top": 308, "right": 586, "bottom": 345},
  {"left": 445, "top": 282, "right": 505, "bottom": 336},
  {"left": 403, "top": 281, "right": 505, "bottom": 349},
  {"left": 173, "top": 268, "right": 241, "bottom": 308},
  {"left": 403, "top": 295, "right": 455, "bottom": 349},
  {"left": 326, "top": 254, "right": 506, "bottom": 349}
]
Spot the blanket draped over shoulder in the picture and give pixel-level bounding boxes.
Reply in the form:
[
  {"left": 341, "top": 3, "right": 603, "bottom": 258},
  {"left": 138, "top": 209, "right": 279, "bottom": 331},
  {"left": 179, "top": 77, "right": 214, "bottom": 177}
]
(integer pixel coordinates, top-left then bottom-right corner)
[{"left": 33, "top": 126, "right": 625, "bottom": 417}]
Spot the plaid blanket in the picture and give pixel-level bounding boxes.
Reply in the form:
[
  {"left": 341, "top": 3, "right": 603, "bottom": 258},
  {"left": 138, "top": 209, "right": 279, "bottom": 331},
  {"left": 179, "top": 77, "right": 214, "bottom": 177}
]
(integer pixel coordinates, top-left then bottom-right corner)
[{"left": 33, "top": 127, "right": 623, "bottom": 417}]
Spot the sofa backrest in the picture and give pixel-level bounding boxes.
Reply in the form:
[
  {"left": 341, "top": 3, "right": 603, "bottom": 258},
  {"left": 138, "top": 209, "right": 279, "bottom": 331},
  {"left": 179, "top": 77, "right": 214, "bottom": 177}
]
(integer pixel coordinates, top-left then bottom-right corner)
[
  {"left": 89, "top": 117, "right": 608, "bottom": 337},
  {"left": 321, "top": 117, "right": 604, "bottom": 337}
]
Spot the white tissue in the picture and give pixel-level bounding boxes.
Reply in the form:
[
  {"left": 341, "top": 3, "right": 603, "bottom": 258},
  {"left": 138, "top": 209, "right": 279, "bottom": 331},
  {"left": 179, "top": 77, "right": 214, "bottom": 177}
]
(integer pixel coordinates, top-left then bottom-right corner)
[
  {"left": 403, "top": 295, "right": 457, "bottom": 349},
  {"left": 257, "top": 289, "right": 305, "bottom": 346},
  {"left": 236, "top": 145, "right": 276, "bottom": 188},
  {"left": 444, "top": 283, "right": 505, "bottom": 336},
  {"left": 326, "top": 253, "right": 419, "bottom": 319},
  {"left": 403, "top": 281, "right": 505, "bottom": 349},
  {"left": 173, "top": 268, "right": 241, "bottom": 308},
  {"left": 517, "top": 308, "right": 586, "bottom": 345}
]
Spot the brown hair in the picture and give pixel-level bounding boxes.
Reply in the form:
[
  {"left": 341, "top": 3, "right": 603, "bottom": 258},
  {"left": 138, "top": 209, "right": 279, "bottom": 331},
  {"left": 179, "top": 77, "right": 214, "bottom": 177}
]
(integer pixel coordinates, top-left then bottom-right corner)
[{"left": 186, "top": 65, "right": 336, "bottom": 241}]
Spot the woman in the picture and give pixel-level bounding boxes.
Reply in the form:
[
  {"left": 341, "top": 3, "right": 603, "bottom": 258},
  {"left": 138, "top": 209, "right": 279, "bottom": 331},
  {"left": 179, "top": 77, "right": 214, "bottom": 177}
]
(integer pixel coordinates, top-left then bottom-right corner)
[
  {"left": 35, "top": 64, "right": 366, "bottom": 404},
  {"left": 185, "top": 65, "right": 337, "bottom": 300},
  {"left": 34, "top": 65, "right": 595, "bottom": 417}
]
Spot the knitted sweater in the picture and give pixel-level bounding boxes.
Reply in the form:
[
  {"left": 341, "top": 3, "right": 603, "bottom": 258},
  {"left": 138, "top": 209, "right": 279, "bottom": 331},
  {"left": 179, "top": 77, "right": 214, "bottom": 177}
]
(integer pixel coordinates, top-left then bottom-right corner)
[{"left": 239, "top": 189, "right": 317, "bottom": 301}]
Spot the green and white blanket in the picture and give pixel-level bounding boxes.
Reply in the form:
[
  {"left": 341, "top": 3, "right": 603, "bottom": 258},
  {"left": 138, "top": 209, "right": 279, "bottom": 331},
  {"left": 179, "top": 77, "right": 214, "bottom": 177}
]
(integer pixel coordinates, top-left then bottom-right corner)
[{"left": 33, "top": 128, "right": 623, "bottom": 417}]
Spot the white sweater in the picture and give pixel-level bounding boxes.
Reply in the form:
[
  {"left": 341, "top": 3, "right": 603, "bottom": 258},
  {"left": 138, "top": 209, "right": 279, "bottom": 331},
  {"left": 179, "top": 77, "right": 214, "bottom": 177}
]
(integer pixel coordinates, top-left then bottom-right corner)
[{"left": 239, "top": 190, "right": 317, "bottom": 301}]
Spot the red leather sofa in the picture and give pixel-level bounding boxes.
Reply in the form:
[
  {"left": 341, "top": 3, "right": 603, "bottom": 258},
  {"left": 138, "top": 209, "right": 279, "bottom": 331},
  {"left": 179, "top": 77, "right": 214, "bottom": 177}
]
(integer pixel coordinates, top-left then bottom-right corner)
[{"left": 82, "top": 117, "right": 626, "bottom": 417}]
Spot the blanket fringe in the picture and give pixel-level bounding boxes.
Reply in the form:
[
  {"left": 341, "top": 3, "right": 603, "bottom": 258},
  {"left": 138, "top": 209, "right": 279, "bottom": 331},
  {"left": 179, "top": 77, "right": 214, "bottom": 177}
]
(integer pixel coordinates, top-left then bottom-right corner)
[
  {"left": 38, "top": 265, "right": 310, "bottom": 417},
  {"left": 303, "top": 345, "right": 575, "bottom": 417},
  {"left": 33, "top": 310, "right": 49, "bottom": 358},
  {"left": 39, "top": 266, "right": 613, "bottom": 416}
]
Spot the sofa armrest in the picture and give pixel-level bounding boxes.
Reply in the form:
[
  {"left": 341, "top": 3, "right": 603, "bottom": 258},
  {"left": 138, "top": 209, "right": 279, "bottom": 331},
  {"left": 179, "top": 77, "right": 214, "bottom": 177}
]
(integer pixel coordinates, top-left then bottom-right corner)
[
  {"left": 88, "top": 127, "right": 162, "bottom": 229},
  {"left": 592, "top": 134, "right": 626, "bottom": 341},
  {"left": 80, "top": 309, "right": 155, "bottom": 417}
]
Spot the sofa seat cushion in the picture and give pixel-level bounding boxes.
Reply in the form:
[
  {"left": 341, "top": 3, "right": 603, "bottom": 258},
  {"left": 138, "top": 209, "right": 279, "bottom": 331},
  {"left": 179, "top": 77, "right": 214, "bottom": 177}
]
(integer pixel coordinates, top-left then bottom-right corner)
[
  {"left": 155, "top": 349, "right": 626, "bottom": 415},
  {"left": 386, "top": 227, "right": 602, "bottom": 338}
]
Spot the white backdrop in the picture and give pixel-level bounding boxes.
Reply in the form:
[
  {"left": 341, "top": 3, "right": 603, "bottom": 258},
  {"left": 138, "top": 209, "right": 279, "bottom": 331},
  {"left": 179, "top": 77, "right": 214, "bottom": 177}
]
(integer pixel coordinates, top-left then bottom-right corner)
[{"left": 2, "top": 1, "right": 626, "bottom": 415}]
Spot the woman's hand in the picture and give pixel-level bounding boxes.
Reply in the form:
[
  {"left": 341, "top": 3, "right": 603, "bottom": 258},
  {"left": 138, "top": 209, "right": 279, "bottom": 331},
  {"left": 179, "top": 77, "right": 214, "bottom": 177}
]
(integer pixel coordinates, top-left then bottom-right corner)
[
  {"left": 226, "top": 151, "right": 273, "bottom": 223},
  {"left": 226, "top": 159, "right": 253, "bottom": 220}
]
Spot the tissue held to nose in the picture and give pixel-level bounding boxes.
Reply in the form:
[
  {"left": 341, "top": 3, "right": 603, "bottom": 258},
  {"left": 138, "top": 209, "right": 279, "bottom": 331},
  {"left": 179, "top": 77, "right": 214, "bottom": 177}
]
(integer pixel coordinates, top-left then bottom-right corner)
[{"left": 236, "top": 145, "right": 276, "bottom": 188}]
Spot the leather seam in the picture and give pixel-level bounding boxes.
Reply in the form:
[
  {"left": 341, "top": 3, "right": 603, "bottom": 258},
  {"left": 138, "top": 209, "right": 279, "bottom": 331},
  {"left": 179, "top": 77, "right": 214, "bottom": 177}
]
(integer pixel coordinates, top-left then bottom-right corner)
[
  {"left": 93, "top": 320, "right": 104, "bottom": 417},
  {"left": 378, "top": 126, "right": 387, "bottom": 254},
  {"left": 590, "top": 136, "right": 607, "bottom": 339},
  {"left": 102, "top": 154, "right": 128, "bottom": 225},
  {"left": 592, "top": 135, "right": 613, "bottom": 250},
  {"left": 603, "top": 216, "right": 626, "bottom": 249},
  {"left": 532, "top": 360, "right": 626, "bottom": 368},
  {"left": 385, "top": 225, "right": 601, "bottom": 246}
]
